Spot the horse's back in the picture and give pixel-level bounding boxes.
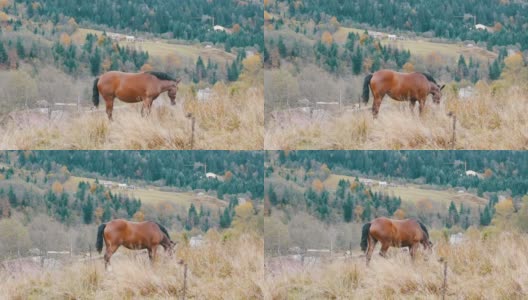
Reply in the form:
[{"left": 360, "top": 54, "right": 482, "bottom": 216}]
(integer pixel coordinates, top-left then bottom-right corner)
[
  {"left": 370, "top": 217, "right": 396, "bottom": 237},
  {"left": 104, "top": 219, "right": 162, "bottom": 247},
  {"left": 370, "top": 217, "right": 422, "bottom": 244}
]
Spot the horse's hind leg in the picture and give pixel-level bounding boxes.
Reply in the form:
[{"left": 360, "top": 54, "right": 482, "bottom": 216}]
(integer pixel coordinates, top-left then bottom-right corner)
[
  {"left": 104, "top": 244, "right": 118, "bottom": 270},
  {"left": 372, "top": 93, "right": 383, "bottom": 118},
  {"left": 366, "top": 235, "right": 377, "bottom": 265},
  {"left": 103, "top": 95, "right": 114, "bottom": 121}
]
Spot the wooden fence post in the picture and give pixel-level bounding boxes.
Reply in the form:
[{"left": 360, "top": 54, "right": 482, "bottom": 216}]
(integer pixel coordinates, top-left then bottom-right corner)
[
  {"left": 442, "top": 261, "right": 448, "bottom": 300},
  {"left": 182, "top": 263, "right": 188, "bottom": 300},
  {"left": 448, "top": 112, "right": 457, "bottom": 149},
  {"left": 187, "top": 113, "right": 195, "bottom": 149}
]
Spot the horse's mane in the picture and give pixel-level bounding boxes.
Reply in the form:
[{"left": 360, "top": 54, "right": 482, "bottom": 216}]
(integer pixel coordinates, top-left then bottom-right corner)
[
  {"left": 420, "top": 72, "right": 438, "bottom": 85},
  {"left": 155, "top": 222, "right": 173, "bottom": 241},
  {"left": 417, "top": 220, "right": 429, "bottom": 239},
  {"left": 146, "top": 71, "right": 176, "bottom": 81}
]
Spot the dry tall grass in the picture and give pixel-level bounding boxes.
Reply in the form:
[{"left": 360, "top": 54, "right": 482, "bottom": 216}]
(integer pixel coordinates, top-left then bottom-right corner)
[
  {"left": 0, "top": 86, "right": 263, "bottom": 150},
  {"left": 264, "top": 230, "right": 528, "bottom": 299},
  {"left": 0, "top": 232, "right": 264, "bottom": 299},
  {"left": 265, "top": 87, "right": 528, "bottom": 150}
]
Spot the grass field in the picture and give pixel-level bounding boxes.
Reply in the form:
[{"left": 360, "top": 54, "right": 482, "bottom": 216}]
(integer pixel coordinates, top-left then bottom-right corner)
[
  {"left": 323, "top": 174, "right": 487, "bottom": 208},
  {"left": 0, "top": 84, "right": 264, "bottom": 150},
  {"left": 72, "top": 28, "right": 235, "bottom": 63},
  {"left": 265, "top": 86, "right": 528, "bottom": 150},
  {"left": 264, "top": 230, "right": 528, "bottom": 299},
  {"left": 334, "top": 27, "right": 497, "bottom": 61},
  {"left": 0, "top": 233, "right": 264, "bottom": 299},
  {"left": 64, "top": 176, "right": 226, "bottom": 209}
]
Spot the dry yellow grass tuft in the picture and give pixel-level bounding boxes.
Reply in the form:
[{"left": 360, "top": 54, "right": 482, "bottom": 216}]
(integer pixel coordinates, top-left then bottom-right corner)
[
  {"left": 265, "top": 87, "right": 528, "bottom": 150},
  {"left": 264, "top": 231, "right": 528, "bottom": 299},
  {"left": 0, "top": 233, "right": 264, "bottom": 299},
  {"left": 0, "top": 86, "right": 263, "bottom": 150}
]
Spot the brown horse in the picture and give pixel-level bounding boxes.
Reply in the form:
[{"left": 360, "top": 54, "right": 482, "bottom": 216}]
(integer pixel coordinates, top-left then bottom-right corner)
[
  {"left": 96, "top": 219, "right": 176, "bottom": 269},
  {"left": 362, "top": 70, "right": 445, "bottom": 117},
  {"left": 360, "top": 217, "right": 432, "bottom": 265},
  {"left": 92, "top": 71, "right": 181, "bottom": 120}
]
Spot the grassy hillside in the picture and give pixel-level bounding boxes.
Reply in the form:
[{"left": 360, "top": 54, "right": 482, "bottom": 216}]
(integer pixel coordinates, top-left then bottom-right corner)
[
  {"left": 72, "top": 28, "right": 236, "bottom": 64},
  {"left": 323, "top": 174, "right": 487, "bottom": 208},
  {"left": 265, "top": 230, "right": 528, "bottom": 299},
  {"left": 334, "top": 27, "right": 497, "bottom": 61},
  {"left": 65, "top": 176, "right": 227, "bottom": 209}
]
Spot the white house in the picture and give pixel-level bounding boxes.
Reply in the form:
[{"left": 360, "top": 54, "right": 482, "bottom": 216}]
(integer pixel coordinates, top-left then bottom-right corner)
[
  {"left": 206, "top": 172, "right": 218, "bottom": 179},
  {"left": 126, "top": 35, "right": 136, "bottom": 42},
  {"left": 118, "top": 183, "right": 128, "bottom": 189},
  {"left": 475, "top": 24, "right": 489, "bottom": 31},
  {"left": 213, "top": 25, "right": 231, "bottom": 34},
  {"left": 388, "top": 34, "right": 398, "bottom": 41},
  {"left": 466, "top": 170, "right": 478, "bottom": 177},
  {"left": 379, "top": 181, "right": 388, "bottom": 187}
]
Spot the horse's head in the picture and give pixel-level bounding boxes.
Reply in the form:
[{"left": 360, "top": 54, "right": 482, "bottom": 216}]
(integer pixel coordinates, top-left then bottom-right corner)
[
  {"left": 167, "top": 240, "right": 178, "bottom": 256},
  {"left": 168, "top": 79, "right": 181, "bottom": 105},
  {"left": 430, "top": 83, "right": 445, "bottom": 104}
]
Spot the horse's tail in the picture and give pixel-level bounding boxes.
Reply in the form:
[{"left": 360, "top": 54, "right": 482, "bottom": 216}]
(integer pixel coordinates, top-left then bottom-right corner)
[
  {"left": 92, "top": 77, "right": 100, "bottom": 108},
  {"left": 96, "top": 223, "right": 106, "bottom": 253},
  {"left": 156, "top": 222, "right": 172, "bottom": 242},
  {"left": 362, "top": 74, "right": 373, "bottom": 103},
  {"left": 418, "top": 220, "right": 429, "bottom": 239},
  {"left": 360, "top": 222, "right": 371, "bottom": 252}
]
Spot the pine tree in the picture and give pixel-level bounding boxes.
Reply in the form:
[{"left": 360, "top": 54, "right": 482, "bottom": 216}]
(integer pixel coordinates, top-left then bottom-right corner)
[
  {"left": 480, "top": 205, "right": 492, "bottom": 226},
  {"left": 16, "top": 38, "right": 25, "bottom": 59},
  {"left": 8, "top": 186, "right": 17, "bottom": 207},
  {"left": 90, "top": 48, "right": 101, "bottom": 76},
  {"left": 0, "top": 43, "right": 7, "bottom": 65},
  {"left": 278, "top": 37, "right": 287, "bottom": 57},
  {"left": 352, "top": 48, "right": 363, "bottom": 75},
  {"left": 195, "top": 56, "right": 206, "bottom": 81},
  {"left": 447, "top": 201, "right": 459, "bottom": 227},
  {"left": 220, "top": 208, "right": 232, "bottom": 228},
  {"left": 82, "top": 199, "right": 94, "bottom": 224},
  {"left": 343, "top": 195, "right": 354, "bottom": 222}
]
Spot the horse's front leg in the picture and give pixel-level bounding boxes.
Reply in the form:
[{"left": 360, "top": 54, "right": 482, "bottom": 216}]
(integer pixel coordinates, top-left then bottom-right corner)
[
  {"left": 409, "top": 99, "right": 417, "bottom": 113},
  {"left": 150, "top": 246, "right": 158, "bottom": 264},
  {"left": 410, "top": 243, "right": 419, "bottom": 260},
  {"left": 141, "top": 97, "right": 154, "bottom": 117},
  {"left": 379, "top": 243, "right": 389, "bottom": 258},
  {"left": 147, "top": 248, "right": 153, "bottom": 261},
  {"left": 141, "top": 97, "right": 151, "bottom": 117},
  {"left": 418, "top": 99, "right": 426, "bottom": 115}
]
